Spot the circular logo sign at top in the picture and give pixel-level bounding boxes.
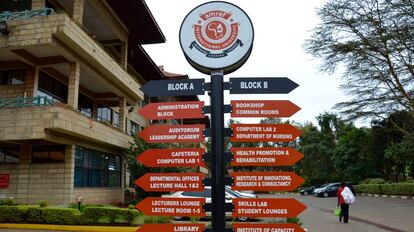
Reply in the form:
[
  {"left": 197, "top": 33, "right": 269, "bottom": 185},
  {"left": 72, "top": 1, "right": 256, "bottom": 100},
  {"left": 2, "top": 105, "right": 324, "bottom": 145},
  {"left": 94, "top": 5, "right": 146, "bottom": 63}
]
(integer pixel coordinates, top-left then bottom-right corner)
[{"left": 180, "top": 1, "right": 254, "bottom": 75}]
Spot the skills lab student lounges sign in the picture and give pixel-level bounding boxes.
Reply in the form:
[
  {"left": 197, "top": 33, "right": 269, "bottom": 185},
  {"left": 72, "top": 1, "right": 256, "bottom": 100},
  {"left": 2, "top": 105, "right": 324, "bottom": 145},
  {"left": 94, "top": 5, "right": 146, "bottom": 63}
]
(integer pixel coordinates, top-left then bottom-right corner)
[{"left": 135, "top": 2, "right": 306, "bottom": 232}]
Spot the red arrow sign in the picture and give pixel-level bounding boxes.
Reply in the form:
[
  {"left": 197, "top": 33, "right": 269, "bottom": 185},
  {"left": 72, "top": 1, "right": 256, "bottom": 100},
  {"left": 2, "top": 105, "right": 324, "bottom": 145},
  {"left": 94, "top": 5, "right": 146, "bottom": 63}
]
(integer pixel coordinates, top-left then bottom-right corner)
[
  {"left": 230, "top": 147, "right": 304, "bottom": 166},
  {"left": 139, "top": 124, "right": 205, "bottom": 143},
  {"left": 136, "top": 197, "right": 206, "bottom": 217},
  {"left": 135, "top": 173, "right": 205, "bottom": 192},
  {"left": 139, "top": 101, "right": 205, "bottom": 120},
  {"left": 136, "top": 224, "right": 204, "bottom": 232},
  {"left": 137, "top": 148, "right": 205, "bottom": 168},
  {"left": 231, "top": 172, "right": 305, "bottom": 192},
  {"left": 231, "top": 100, "right": 301, "bottom": 118},
  {"left": 231, "top": 124, "right": 302, "bottom": 142},
  {"left": 232, "top": 198, "right": 306, "bottom": 218},
  {"left": 233, "top": 223, "right": 305, "bottom": 232}
]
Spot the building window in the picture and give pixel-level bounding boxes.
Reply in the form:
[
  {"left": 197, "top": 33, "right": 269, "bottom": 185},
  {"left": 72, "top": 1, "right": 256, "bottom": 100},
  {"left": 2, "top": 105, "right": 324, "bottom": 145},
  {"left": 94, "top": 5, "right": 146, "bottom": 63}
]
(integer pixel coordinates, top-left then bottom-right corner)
[
  {"left": 113, "top": 112, "right": 119, "bottom": 128},
  {"left": 78, "top": 94, "right": 93, "bottom": 117},
  {"left": 38, "top": 71, "right": 67, "bottom": 103},
  {"left": 0, "top": 0, "right": 32, "bottom": 12},
  {"left": 129, "top": 120, "right": 139, "bottom": 135},
  {"left": 0, "top": 69, "right": 25, "bottom": 86},
  {"left": 0, "top": 147, "right": 19, "bottom": 164},
  {"left": 32, "top": 145, "right": 65, "bottom": 163},
  {"left": 74, "top": 146, "right": 121, "bottom": 188},
  {"left": 97, "top": 106, "right": 112, "bottom": 124}
]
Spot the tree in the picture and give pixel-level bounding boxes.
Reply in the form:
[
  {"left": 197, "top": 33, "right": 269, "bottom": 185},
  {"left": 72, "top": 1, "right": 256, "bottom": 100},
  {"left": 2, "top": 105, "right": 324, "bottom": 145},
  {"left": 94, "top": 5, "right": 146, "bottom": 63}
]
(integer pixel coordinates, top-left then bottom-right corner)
[{"left": 305, "top": 0, "right": 414, "bottom": 123}]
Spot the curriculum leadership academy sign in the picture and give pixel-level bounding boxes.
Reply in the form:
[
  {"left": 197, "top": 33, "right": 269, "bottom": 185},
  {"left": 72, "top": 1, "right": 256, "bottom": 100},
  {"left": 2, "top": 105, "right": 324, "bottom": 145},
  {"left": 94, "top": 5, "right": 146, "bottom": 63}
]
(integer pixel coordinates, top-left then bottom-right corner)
[{"left": 180, "top": 1, "right": 254, "bottom": 74}]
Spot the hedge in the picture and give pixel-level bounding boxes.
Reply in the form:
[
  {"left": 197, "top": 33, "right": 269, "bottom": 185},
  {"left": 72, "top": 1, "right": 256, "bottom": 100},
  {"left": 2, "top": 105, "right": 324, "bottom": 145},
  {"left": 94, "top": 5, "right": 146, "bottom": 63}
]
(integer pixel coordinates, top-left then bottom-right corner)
[
  {"left": 0, "top": 206, "right": 140, "bottom": 225},
  {"left": 81, "top": 206, "right": 139, "bottom": 225},
  {"left": 354, "top": 183, "right": 414, "bottom": 196}
]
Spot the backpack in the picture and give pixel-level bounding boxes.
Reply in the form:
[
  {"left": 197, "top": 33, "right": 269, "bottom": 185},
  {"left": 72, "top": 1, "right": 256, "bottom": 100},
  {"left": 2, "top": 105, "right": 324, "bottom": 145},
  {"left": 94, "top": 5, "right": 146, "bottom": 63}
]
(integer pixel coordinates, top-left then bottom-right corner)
[{"left": 341, "top": 186, "right": 355, "bottom": 204}]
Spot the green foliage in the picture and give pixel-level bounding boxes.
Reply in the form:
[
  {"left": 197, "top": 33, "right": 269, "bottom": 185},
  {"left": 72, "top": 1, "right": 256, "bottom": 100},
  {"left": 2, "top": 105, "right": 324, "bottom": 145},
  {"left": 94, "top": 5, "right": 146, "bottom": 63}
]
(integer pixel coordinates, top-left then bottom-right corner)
[
  {"left": 42, "top": 208, "right": 81, "bottom": 225},
  {"left": 355, "top": 183, "right": 414, "bottom": 196},
  {"left": 0, "top": 206, "right": 33, "bottom": 223},
  {"left": 0, "top": 198, "right": 16, "bottom": 206},
  {"left": 142, "top": 215, "right": 172, "bottom": 224},
  {"left": 81, "top": 206, "right": 139, "bottom": 225},
  {"left": 359, "top": 178, "right": 387, "bottom": 185},
  {"left": 38, "top": 200, "right": 48, "bottom": 208},
  {"left": 286, "top": 217, "right": 303, "bottom": 226},
  {"left": 128, "top": 204, "right": 135, "bottom": 210}
]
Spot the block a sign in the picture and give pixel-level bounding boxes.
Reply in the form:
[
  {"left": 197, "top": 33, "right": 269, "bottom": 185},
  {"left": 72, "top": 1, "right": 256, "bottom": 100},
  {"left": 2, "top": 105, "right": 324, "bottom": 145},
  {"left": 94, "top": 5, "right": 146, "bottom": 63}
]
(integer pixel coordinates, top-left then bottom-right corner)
[{"left": 179, "top": 1, "right": 254, "bottom": 74}]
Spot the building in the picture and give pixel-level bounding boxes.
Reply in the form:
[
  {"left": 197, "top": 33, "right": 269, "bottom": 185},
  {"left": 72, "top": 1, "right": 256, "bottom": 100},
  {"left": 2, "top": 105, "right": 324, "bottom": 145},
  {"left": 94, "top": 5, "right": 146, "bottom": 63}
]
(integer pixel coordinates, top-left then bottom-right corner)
[{"left": 0, "top": 0, "right": 167, "bottom": 205}]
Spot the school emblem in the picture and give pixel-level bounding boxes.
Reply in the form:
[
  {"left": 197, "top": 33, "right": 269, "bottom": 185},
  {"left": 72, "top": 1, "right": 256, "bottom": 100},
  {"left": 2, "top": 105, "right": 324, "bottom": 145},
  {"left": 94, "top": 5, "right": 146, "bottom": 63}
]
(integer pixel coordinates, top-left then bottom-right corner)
[{"left": 180, "top": 1, "right": 254, "bottom": 74}]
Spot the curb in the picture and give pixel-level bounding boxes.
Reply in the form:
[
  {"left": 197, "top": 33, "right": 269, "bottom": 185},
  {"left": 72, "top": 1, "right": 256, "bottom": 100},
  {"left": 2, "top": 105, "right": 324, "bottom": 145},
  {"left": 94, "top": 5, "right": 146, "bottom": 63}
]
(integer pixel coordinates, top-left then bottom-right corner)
[
  {"left": 357, "top": 193, "right": 414, "bottom": 200},
  {"left": 0, "top": 224, "right": 138, "bottom": 232}
]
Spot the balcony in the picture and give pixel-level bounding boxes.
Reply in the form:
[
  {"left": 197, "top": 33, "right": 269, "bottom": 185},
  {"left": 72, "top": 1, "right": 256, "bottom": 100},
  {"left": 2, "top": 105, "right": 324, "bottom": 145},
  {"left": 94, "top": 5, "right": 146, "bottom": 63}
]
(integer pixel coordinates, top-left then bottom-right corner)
[
  {"left": 0, "top": 11, "right": 142, "bottom": 104},
  {"left": 0, "top": 97, "right": 131, "bottom": 150}
]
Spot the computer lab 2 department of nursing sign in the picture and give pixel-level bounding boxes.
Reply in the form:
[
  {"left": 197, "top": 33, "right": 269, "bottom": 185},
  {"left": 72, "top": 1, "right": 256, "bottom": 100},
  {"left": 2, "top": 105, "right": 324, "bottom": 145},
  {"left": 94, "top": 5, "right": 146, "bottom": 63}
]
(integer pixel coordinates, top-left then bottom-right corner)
[{"left": 179, "top": 1, "right": 254, "bottom": 74}]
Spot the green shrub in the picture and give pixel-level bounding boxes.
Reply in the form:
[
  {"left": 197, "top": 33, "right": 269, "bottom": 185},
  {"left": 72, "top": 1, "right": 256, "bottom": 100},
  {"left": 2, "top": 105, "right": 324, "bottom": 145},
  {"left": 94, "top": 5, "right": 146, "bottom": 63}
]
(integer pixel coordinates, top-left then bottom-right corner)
[
  {"left": 286, "top": 217, "right": 303, "bottom": 226},
  {"left": 38, "top": 200, "right": 48, "bottom": 208},
  {"left": 26, "top": 207, "right": 45, "bottom": 223},
  {"left": 0, "top": 206, "right": 35, "bottom": 223},
  {"left": 128, "top": 204, "right": 135, "bottom": 210},
  {"left": 355, "top": 183, "right": 414, "bottom": 196},
  {"left": 0, "top": 198, "right": 16, "bottom": 206},
  {"left": 142, "top": 215, "right": 172, "bottom": 224},
  {"left": 82, "top": 206, "right": 139, "bottom": 225},
  {"left": 359, "top": 178, "right": 387, "bottom": 184},
  {"left": 43, "top": 208, "right": 81, "bottom": 225}
]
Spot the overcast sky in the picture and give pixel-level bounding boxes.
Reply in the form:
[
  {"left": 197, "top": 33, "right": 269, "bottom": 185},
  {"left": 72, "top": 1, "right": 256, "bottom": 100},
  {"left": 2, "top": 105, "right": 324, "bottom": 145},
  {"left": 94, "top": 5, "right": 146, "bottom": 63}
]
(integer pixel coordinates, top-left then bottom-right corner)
[{"left": 143, "top": 0, "right": 349, "bottom": 125}]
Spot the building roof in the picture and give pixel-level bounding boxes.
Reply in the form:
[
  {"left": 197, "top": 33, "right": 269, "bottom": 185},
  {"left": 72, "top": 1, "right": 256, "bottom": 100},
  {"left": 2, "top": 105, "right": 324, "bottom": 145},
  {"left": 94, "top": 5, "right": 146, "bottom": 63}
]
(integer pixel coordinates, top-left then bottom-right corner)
[{"left": 107, "top": 0, "right": 166, "bottom": 81}]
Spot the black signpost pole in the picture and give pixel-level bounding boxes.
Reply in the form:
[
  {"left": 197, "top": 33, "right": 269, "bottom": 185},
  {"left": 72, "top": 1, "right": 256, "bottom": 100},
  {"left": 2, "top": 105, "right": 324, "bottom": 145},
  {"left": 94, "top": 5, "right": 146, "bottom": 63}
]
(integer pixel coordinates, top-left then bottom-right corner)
[{"left": 210, "top": 70, "right": 226, "bottom": 232}]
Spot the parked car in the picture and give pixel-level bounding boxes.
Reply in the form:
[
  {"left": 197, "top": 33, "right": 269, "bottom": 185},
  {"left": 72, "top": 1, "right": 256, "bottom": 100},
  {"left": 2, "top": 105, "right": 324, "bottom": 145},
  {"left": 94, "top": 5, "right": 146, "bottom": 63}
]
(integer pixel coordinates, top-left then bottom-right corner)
[
  {"left": 300, "top": 184, "right": 322, "bottom": 195},
  {"left": 314, "top": 182, "right": 355, "bottom": 198},
  {"left": 162, "top": 186, "right": 254, "bottom": 221},
  {"left": 312, "top": 183, "right": 331, "bottom": 195},
  {"left": 226, "top": 185, "right": 257, "bottom": 198}
]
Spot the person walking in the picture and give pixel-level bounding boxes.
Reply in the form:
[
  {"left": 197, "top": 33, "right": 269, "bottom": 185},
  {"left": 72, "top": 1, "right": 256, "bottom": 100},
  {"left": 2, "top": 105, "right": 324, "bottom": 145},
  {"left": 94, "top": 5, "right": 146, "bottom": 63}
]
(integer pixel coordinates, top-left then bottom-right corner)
[{"left": 337, "top": 182, "right": 349, "bottom": 223}]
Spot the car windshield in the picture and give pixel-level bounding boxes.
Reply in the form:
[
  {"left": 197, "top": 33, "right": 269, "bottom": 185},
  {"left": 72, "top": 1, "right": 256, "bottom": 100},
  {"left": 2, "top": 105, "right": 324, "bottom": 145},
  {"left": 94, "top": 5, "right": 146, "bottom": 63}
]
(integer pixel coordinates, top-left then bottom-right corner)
[{"left": 182, "top": 188, "right": 211, "bottom": 198}]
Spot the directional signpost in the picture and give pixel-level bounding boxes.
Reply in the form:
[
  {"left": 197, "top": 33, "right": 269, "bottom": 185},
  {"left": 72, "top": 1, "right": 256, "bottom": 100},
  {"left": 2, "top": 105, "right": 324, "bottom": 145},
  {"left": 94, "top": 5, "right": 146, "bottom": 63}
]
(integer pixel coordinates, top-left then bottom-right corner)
[
  {"left": 137, "top": 148, "right": 205, "bottom": 168},
  {"left": 231, "top": 100, "right": 300, "bottom": 118},
  {"left": 135, "top": 2, "right": 307, "bottom": 232},
  {"left": 233, "top": 223, "right": 305, "bottom": 232},
  {"left": 231, "top": 172, "right": 305, "bottom": 192},
  {"left": 139, "top": 124, "right": 205, "bottom": 143},
  {"left": 231, "top": 124, "right": 302, "bottom": 143},
  {"left": 135, "top": 173, "right": 205, "bottom": 192},
  {"left": 232, "top": 198, "right": 306, "bottom": 218},
  {"left": 137, "top": 224, "right": 204, "bottom": 232},
  {"left": 136, "top": 197, "right": 205, "bottom": 217},
  {"left": 230, "top": 147, "right": 304, "bottom": 166},
  {"left": 140, "top": 79, "right": 205, "bottom": 97},
  {"left": 229, "top": 77, "right": 299, "bottom": 94},
  {"left": 139, "top": 101, "right": 205, "bottom": 120}
]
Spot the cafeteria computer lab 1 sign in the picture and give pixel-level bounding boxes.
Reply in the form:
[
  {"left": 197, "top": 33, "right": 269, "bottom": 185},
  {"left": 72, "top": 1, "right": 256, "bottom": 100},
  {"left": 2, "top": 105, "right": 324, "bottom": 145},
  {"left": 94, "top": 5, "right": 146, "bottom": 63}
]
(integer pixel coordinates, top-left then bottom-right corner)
[{"left": 180, "top": 1, "right": 254, "bottom": 74}]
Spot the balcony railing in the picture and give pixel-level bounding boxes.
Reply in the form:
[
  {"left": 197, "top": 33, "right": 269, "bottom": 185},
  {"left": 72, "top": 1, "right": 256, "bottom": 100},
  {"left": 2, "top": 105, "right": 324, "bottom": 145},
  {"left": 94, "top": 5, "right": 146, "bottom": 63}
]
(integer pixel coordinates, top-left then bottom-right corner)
[
  {"left": 0, "top": 96, "right": 57, "bottom": 108},
  {"left": 0, "top": 8, "right": 54, "bottom": 22}
]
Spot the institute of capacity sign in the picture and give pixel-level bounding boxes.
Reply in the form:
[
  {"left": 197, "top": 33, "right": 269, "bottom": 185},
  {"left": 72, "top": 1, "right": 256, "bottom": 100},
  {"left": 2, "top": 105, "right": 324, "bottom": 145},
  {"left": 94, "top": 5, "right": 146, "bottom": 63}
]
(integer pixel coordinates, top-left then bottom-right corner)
[
  {"left": 231, "top": 124, "right": 302, "bottom": 142},
  {"left": 135, "top": 197, "right": 205, "bottom": 217},
  {"left": 231, "top": 172, "right": 304, "bottom": 192},
  {"left": 233, "top": 223, "right": 305, "bottom": 232},
  {"left": 230, "top": 147, "right": 304, "bottom": 167},
  {"left": 232, "top": 198, "right": 306, "bottom": 218},
  {"left": 137, "top": 148, "right": 205, "bottom": 168},
  {"left": 135, "top": 173, "right": 205, "bottom": 192}
]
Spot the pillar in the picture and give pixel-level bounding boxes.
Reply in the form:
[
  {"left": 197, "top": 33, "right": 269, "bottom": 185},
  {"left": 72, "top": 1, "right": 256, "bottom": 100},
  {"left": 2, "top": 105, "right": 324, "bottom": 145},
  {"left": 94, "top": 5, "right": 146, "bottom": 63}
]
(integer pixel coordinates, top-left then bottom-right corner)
[
  {"left": 67, "top": 62, "right": 80, "bottom": 109},
  {"left": 31, "top": 0, "right": 46, "bottom": 10},
  {"left": 64, "top": 145, "right": 75, "bottom": 205},
  {"left": 120, "top": 42, "right": 128, "bottom": 70},
  {"left": 72, "top": 0, "right": 85, "bottom": 24},
  {"left": 25, "top": 66, "right": 39, "bottom": 97},
  {"left": 119, "top": 97, "right": 126, "bottom": 133}
]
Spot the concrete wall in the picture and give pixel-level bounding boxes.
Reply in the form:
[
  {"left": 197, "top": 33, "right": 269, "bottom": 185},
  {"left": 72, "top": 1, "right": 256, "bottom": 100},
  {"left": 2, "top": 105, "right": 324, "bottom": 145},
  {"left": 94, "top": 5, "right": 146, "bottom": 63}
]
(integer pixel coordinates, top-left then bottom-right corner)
[
  {"left": 0, "top": 145, "right": 74, "bottom": 205},
  {"left": 73, "top": 188, "right": 124, "bottom": 205},
  {"left": 0, "top": 85, "right": 25, "bottom": 98}
]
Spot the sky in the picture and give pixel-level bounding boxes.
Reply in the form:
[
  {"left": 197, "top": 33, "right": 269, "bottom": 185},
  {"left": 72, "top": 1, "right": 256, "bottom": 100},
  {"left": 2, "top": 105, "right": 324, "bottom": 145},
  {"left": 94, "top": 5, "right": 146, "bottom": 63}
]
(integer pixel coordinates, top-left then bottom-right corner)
[{"left": 143, "top": 0, "right": 349, "bottom": 126}]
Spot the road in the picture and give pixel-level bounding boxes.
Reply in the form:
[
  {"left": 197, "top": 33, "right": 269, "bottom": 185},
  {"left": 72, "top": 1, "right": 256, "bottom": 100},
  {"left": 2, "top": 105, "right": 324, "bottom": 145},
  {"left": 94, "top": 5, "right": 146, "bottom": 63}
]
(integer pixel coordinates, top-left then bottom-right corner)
[{"left": 260, "top": 193, "right": 414, "bottom": 232}]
